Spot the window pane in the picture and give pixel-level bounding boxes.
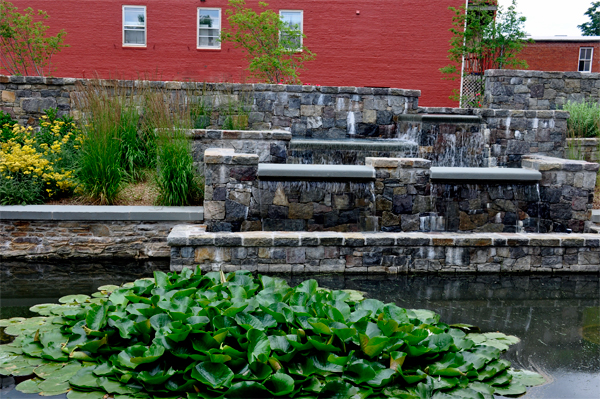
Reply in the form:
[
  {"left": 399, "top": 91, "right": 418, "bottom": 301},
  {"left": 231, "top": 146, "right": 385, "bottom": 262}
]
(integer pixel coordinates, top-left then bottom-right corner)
[
  {"left": 124, "top": 7, "right": 145, "bottom": 26},
  {"left": 198, "top": 9, "right": 220, "bottom": 47},
  {"left": 125, "top": 30, "right": 145, "bottom": 44},
  {"left": 281, "top": 11, "right": 302, "bottom": 29}
]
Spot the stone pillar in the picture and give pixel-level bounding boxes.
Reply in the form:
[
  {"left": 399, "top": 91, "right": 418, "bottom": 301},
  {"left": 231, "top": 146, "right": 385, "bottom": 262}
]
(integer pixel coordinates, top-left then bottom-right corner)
[
  {"left": 522, "top": 154, "right": 599, "bottom": 233},
  {"left": 203, "top": 148, "right": 259, "bottom": 232},
  {"left": 366, "top": 157, "right": 432, "bottom": 232}
]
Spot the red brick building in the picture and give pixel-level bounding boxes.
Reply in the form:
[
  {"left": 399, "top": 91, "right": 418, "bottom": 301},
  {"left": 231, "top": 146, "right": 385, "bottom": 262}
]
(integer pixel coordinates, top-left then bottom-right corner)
[
  {"left": 6, "top": 0, "right": 465, "bottom": 107},
  {"left": 519, "top": 36, "right": 600, "bottom": 73}
]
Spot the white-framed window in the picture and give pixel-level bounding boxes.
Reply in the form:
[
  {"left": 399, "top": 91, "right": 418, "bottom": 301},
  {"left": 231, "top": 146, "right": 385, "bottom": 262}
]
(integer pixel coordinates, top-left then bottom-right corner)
[
  {"left": 279, "top": 10, "right": 303, "bottom": 50},
  {"left": 579, "top": 47, "right": 593, "bottom": 72},
  {"left": 198, "top": 8, "right": 221, "bottom": 49},
  {"left": 123, "top": 6, "right": 146, "bottom": 46}
]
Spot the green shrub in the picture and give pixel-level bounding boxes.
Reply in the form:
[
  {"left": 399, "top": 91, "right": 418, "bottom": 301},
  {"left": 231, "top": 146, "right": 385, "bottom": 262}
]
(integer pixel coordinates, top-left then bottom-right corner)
[
  {"left": 0, "top": 110, "right": 80, "bottom": 204},
  {"left": 0, "top": 269, "right": 546, "bottom": 398}
]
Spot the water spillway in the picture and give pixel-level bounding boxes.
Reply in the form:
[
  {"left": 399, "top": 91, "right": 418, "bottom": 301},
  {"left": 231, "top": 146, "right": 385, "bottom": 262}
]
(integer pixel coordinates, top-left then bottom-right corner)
[{"left": 288, "top": 138, "right": 418, "bottom": 165}]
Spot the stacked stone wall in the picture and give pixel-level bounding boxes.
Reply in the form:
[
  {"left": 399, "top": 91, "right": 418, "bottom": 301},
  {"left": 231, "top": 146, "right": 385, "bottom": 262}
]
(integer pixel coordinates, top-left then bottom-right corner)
[
  {"left": 0, "top": 75, "right": 420, "bottom": 137},
  {"left": 522, "top": 155, "right": 599, "bottom": 233},
  {"left": 203, "top": 149, "right": 597, "bottom": 234},
  {"left": 484, "top": 69, "right": 600, "bottom": 110},
  {"left": 169, "top": 225, "right": 600, "bottom": 273},
  {"left": 566, "top": 138, "right": 600, "bottom": 163},
  {"left": 0, "top": 220, "right": 194, "bottom": 260}
]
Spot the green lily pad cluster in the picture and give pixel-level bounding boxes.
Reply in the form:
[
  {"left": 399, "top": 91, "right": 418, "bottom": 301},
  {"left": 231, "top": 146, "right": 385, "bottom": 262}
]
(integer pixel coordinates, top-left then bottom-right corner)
[{"left": 0, "top": 269, "right": 545, "bottom": 399}]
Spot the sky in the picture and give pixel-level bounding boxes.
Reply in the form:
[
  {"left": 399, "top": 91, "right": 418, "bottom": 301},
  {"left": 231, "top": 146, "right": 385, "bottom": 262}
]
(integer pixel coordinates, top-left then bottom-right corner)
[{"left": 497, "top": 0, "right": 595, "bottom": 37}]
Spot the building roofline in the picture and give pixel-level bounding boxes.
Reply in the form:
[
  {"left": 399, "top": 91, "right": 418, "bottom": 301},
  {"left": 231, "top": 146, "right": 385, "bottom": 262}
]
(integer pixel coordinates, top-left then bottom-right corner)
[{"left": 530, "top": 36, "right": 600, "bottom": 42}]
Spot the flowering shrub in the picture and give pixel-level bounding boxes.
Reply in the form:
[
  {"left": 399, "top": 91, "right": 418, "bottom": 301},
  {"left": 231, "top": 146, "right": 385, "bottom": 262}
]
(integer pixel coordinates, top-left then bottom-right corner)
[{"left": 0, "top": 111, "right": 81, "bottom": 204}]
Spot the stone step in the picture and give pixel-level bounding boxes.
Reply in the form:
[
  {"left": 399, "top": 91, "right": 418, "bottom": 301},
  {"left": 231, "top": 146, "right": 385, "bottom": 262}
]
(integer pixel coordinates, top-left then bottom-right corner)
[{"left": 0, "top": 205, "right": 204, "bottom": 221}]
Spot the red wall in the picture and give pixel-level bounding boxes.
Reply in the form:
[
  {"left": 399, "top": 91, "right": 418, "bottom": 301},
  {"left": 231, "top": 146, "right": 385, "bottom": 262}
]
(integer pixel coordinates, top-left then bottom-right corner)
[
  {"left": 7, "top": 0, "right": 463, "bottom": 107},
  {"left": 519, "top": 41, "right": 600, "bottom": 73}
]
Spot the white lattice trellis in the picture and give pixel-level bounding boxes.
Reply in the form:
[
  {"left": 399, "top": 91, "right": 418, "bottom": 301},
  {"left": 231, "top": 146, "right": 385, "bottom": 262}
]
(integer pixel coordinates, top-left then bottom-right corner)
[{"left": 461, "top": 74, "right": 485, "bottom": 108}]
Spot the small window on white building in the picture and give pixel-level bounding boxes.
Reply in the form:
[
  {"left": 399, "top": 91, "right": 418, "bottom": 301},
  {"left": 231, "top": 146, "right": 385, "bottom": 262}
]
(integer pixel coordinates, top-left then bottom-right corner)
[
  {"left": 279, "top": 10, "right": 303, "bottom": 50},
  {"left": 123, "top": 6, "right": 146, "bottom": 46},
  {"left": 579, "top": 47, "right": 593, "bottom": 72},
  {"left": 198, "top": 8, "right": 221, "bottom": 49}
]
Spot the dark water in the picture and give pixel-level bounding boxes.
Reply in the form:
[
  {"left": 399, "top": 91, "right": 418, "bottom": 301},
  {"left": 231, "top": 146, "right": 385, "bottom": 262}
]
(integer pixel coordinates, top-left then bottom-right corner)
[{"left": 1, "top": 262, "right": 599, "bottom": 399}]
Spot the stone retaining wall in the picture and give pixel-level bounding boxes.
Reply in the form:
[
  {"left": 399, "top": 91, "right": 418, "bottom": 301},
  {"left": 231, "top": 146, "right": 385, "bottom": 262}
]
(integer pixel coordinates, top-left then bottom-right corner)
[
  {"left": 566, "top": 138, "right": 600, "bottom": 163},
  {"left": 484, "top": 69, "right": 600, "bottom": 110},
  {"left": 169, "top": 225, "right": 600, "bottom": 273},
  {"left": 0, "top": 220, "right": 195, "bottom": 260},
  {"left": 0, "top": 75, "right": 420, "bottom": 137}
]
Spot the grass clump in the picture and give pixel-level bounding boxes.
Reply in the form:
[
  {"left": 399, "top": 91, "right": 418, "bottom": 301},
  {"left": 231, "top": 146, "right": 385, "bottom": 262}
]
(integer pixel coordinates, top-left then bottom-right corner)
[
  {"left": 145, "top": 91, "right": 203, "bottom": 206},
  {"left": 0, "top": 269, "right": 546, "bottom": 399},
  {"left": 563, "top": 100, "right": 600, "bottom": 161}
]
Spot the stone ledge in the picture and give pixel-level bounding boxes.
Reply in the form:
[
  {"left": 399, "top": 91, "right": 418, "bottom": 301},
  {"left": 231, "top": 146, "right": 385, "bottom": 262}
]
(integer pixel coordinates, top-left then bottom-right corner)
[
  {"left": 0, "top": 205, "right": 204, "bottom": 221},
  {"left": 289, "top": 138, "right": 417, "bottom": 152},
  {"left": 190, "top": 129, "right": 292, "bottom": 141},
  {"left": 430, "top": 167, "right": 542, "bottom": 182},
  {"left": 168, "top": 225, "right": 600, "bottom": 248},
  {"left": 257, "top": 164, "right": 376, "bottom": 180},
  {"left": 522, "top": 154, "right": 600, "bottom": 172}
]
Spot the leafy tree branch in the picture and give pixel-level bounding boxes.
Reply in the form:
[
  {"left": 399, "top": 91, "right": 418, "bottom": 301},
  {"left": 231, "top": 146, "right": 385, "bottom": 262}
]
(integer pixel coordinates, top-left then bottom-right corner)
[
  {"left": 0, "top": 1, "right": 68, "bottom": 77},
  {"left": 221, "top": 0, "right": 315, "bottom": 84}
]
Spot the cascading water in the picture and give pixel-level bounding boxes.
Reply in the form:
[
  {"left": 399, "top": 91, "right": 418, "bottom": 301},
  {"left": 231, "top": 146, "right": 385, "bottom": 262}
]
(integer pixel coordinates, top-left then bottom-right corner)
[{"left": 347, "top": 111, "right": 356, "bottom": 136}]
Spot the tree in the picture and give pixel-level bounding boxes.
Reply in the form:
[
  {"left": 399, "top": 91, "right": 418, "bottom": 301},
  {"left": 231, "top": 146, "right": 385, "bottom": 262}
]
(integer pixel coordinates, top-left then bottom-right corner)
[
  {"left": 578, "top": 2, "right": 600, "bottom": 36},
  {"left": 0, "top": 1, "right": 68, "bottom": 77},
  {"left": 440, "top": 0, "right": 530, "bottom": 106},
  {"left": 221, "top": 0, "right": 315, "bottom": 84}
]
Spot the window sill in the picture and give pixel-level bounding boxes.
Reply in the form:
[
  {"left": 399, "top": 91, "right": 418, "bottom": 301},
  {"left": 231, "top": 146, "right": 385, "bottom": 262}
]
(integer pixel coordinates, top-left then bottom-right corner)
[
  {"left": 197, "top": 47, "right": 221, "bottom": 51},
  {"left": 123, "top": 44, "right": 147, "bottom": 48}
]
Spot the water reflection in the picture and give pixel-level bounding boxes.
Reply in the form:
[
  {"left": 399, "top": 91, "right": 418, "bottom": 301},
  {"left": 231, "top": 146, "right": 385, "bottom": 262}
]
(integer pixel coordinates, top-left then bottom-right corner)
[{"left": 1, "top": 263, "right": 598, "bottom": 399}]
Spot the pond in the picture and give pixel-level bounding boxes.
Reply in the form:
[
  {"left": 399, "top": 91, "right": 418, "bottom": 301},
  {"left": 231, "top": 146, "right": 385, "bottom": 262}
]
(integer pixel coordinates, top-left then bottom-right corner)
[{"left": 1, "top": 261, "right": 599, "bottom": 399}]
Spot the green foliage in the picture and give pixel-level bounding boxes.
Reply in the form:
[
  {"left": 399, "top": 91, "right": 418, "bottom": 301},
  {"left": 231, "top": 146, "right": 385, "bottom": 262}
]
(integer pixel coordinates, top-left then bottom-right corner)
[
  {"left": 0, "top": 109, "right": 17, "bottom": 142},
  {"left": 0, "top": 269, "right": 546, "bottom": 399},
  {"left": 441, "top": 0, "right": 530, "bottom": 103},
  {"left": 579, "top": 2, "right": 600, "bottom": 36},
  {"left": 0, "top": 1, "right": 68, "bottom": 77},
  {"left": 221, "top": 0, "right": 316, "bottom": 84}
]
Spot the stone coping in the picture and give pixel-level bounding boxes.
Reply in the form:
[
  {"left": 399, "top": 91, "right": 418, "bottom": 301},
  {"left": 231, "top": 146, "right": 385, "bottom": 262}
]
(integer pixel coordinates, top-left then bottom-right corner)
[
  {"left": 415, "top": 108, "right": 569, "bottom": 119},
  {"left": 188, "top": 129, "right": 292, "bottom": 141},
  {"left": 592, "top": 210, "right": 600, "bottom": 224},
  {"left": 485, "top": 69, "right": 600, "bottom": 79},
  {"left": 0, "top": 205, "right": 204, "bottom": 221},
  {"left": 522, "top": 154, "right": 600, "bottom": 172},
  {"left": 0, "top": 75, "right": 422, "bottom": 97},
  {"left": 430, "top": 167, "right": 542, "bottom": 182},
  {"left": 168, "top": 225, "right": 599, "bottom": 247},
  {"left": 289, "top": 138, "right": 417, "bottom": 151},
  {"left": 257, "top": 164, "right": 376, "bottom": 180}
]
